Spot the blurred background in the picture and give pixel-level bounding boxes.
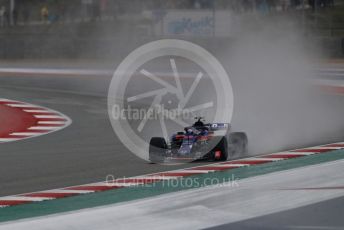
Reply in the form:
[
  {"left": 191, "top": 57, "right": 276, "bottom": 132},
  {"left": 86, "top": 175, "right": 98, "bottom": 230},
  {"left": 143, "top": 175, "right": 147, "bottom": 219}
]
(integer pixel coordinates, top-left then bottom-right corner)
[{"left": 0, "top": 0, "right": 342, "bottom": 61}]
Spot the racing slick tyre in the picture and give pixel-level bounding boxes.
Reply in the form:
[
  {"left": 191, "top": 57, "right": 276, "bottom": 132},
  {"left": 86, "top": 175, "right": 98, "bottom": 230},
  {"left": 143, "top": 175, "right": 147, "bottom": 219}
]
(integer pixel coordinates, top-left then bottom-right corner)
[
  {"left": 149, "top": 137, "right": 168, "bottom": 163},
  {"left": 212, "top": 136, "right": 228, "bottom": 161},
  {"left": 228, "top": 132, "right": 248, "bottom": 158}
]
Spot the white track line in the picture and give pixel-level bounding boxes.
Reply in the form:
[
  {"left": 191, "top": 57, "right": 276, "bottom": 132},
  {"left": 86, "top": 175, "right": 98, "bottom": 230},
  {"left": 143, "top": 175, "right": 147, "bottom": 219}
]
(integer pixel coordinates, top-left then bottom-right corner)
[
  {"left": 10, "top": 132, "right": 42, "bottom": 136},
  {"left": 309, "top": 146, "right": 344, "bottom": 150},
  {"left": 28, "top": 126, "right": 59, "bottom": 131},
  {"left": 247, "top": 157, "right": 285, "bottom": 161},
  {"left": 34, "top": 115, "right": 60, "bottom": 119},
  {"left": 0, "top": 67, "right": 111, "bottom": 76},
  {"left": 170, "top": 170, "right": 214, "bottom": 174},
  {"left": 0, "top": 98, "right": 13, "bottom": 101},
  {"left": 0, "top": 138, "right": 20, "bottom": 142},
  {"left": 0, "top": 196, "right": 52, "bottom": 202},
  {"left": 38, "top": 121, "right": 66, "bottom": 125},
  {"left": 90, "top": 182, "right": 144, "bottom": 187},
  {"left": 6, "top": 104, "right": 39, "bottom": 108},
  {"left": 269, "top": 151, "right": 315, "bottom": 156},
  {"left": 44, "top": 189, "right": 94, "bottom": 194},
  {"left": 331, "top": 142, "right": 344, "bottom": 145},
  {"left": 134, "top": 176, "right": 181, "bottom": 180},
  {"left": 195, "top": 164, "right": 242, "bottom": 168},
  {"left": 23, "top": 110, "right": 50, "bottom": 113},
  {"left": 221, "top": 163, "right": 251, "bottom": 167}
]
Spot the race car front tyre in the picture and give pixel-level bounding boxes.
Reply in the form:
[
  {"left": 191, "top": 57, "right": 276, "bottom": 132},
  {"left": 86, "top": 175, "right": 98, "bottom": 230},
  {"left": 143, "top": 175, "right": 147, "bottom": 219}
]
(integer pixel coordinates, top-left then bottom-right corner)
[
  {"left": 149, "top": 137, "right": 168, "bottom": 163},
  {"left": 228, "top": 132, "right": 248, "bottom": 158}
]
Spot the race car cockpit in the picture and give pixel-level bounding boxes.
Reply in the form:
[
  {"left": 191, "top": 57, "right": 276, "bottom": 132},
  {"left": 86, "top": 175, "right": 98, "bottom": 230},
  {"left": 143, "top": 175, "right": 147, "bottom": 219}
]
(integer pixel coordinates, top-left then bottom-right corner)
[{"left": 192, "top": 117, "right": 209, "bottom": 132}]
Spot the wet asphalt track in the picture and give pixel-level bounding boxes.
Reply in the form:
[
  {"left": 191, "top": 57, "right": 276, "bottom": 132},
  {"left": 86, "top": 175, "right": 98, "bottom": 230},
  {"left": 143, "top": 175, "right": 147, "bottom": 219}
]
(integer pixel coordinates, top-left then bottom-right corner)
[
  {"left": 1, "top": 63, "right": 343, "bottom": 199},
  {"left": 0, "top": 86, "right": 200, "bottom": 196},
  {"left": 1, "top": 76, "right": 344, "bottom": 229}
]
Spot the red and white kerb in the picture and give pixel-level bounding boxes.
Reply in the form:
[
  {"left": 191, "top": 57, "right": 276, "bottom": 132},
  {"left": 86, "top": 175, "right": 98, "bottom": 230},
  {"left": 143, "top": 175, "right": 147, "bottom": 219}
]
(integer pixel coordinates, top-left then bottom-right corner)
[
  {"left": 0, "top": 98, "right": 71, "bottom": 143},
  {"left": 0, "top": 142, "right": 343, "bottom": 208}
]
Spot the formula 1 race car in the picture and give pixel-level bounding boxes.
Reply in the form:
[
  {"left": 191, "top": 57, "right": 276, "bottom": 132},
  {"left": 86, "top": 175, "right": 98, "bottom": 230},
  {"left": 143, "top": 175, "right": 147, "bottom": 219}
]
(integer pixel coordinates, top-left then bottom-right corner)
[{"left": 149, "top": 117, "right": 248, "bottom": 163}]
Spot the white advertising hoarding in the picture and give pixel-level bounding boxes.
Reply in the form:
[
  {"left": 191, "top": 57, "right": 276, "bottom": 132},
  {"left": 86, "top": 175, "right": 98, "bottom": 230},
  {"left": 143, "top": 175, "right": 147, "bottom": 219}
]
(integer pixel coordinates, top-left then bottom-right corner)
[{"left": 151, "top": 10, "right": 235, "bottom": 37}]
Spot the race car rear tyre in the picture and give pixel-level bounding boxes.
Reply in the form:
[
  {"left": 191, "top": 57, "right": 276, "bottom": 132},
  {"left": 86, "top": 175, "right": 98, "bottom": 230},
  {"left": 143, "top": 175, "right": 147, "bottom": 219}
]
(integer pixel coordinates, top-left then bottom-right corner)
[
  {"left": 149, "top": 137, "right": 168, "bottom": 163},
  {"left": 213, "top": 136, "right": 228, "bottom": 161},
  {"left": 228, "top": 132, "right": 248, "bottom": 158}
]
